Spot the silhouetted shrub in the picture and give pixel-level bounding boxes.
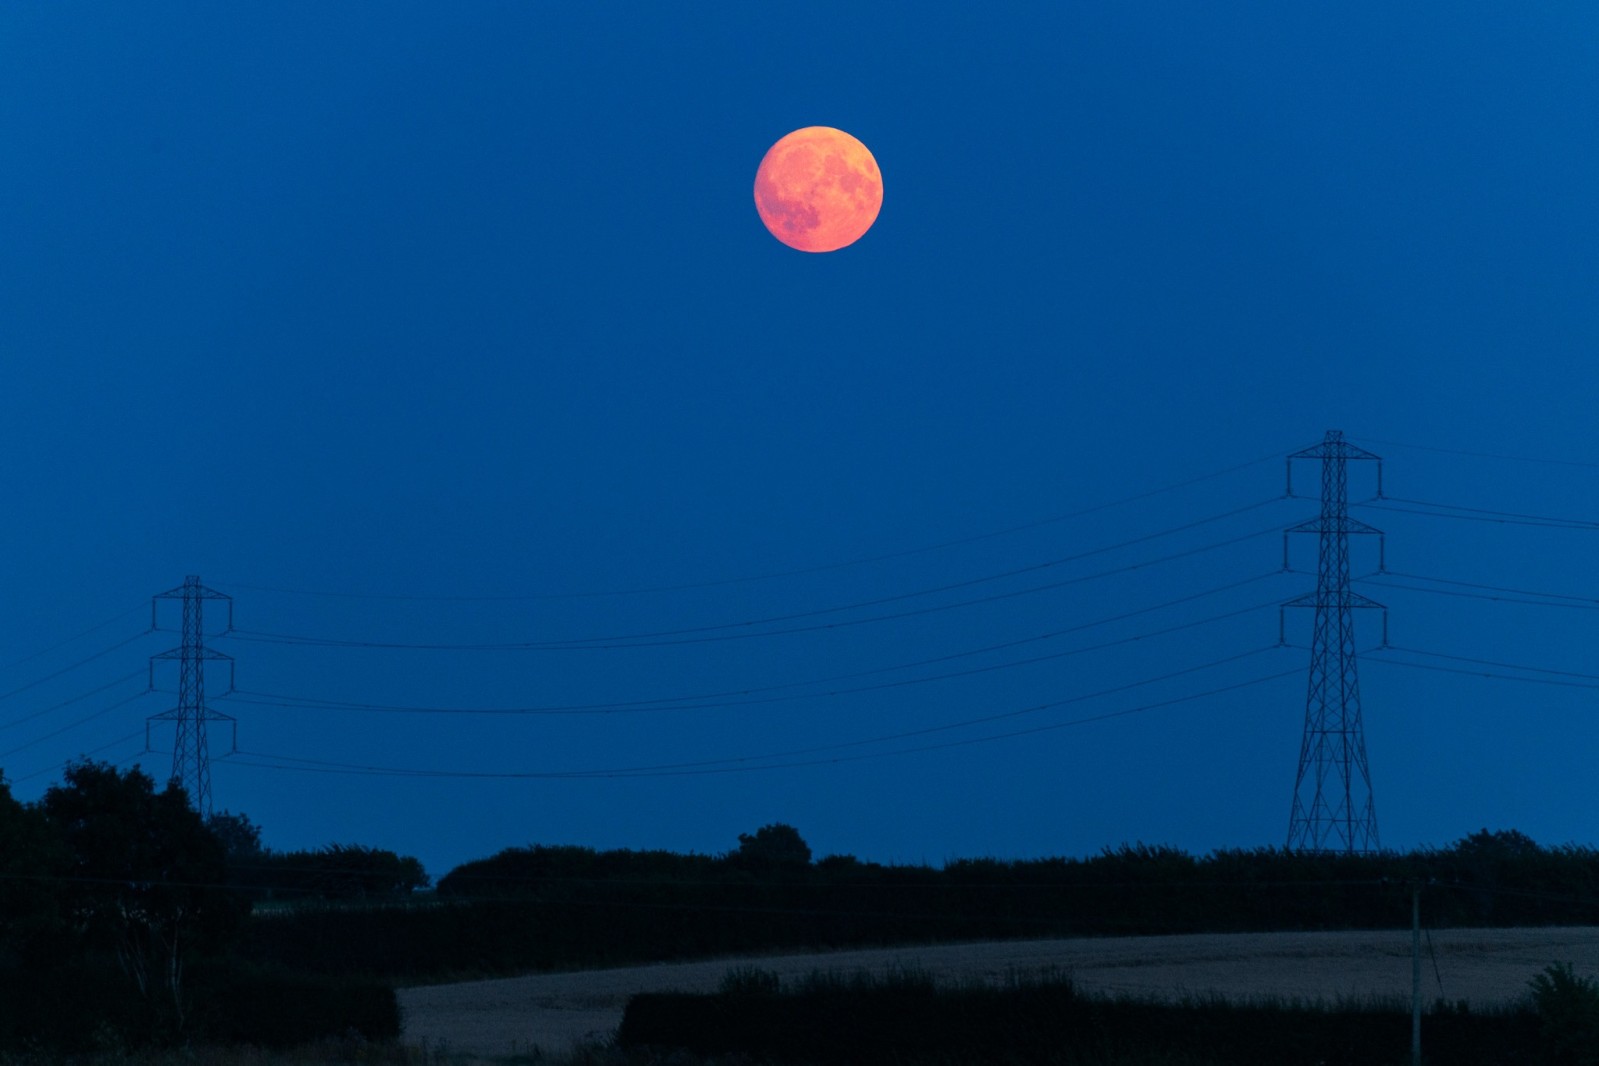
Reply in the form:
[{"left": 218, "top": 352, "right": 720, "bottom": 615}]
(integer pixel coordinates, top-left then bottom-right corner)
[
  {"left": 1529, "top": 961, "right": 1599, "bottom": 1065},
  {"left": 188, "top": 959, "right": 401, "bottom": 1048},
  {"left": 719, "top": 965, "right": 781, "bottom": 996},
  {"left": 245, "top": 830, "right": 1599, "bottom": 983},
  {"left": 239, "top": 843, "right": 430, "bottom": 901},
  {"left": 0, "top": 954, "right": 148, "bottom": 1051},
  {"left": 620, "top": 975, "right": 1545, "bottom": 1066},
  {"left": 733, "top": 823, "right": 812, "bottom": 869}
]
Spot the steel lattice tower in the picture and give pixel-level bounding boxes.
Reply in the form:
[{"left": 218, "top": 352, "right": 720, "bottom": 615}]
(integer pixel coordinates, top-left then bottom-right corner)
[
  {"left": 1283, "top": 431, "right": 1386, "bottom": 854},
  {"left": 148, "top": 575, "right": 235, "bottom": 817}
]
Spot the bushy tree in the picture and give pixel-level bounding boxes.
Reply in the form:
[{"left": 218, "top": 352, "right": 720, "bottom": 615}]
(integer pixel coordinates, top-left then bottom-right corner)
[
  {"left": 38, "top": 761, "right": 246, "bottom": 1034},
  {"left": 0, "top": 774, "right": 66, "bottom": 964},
  {"left": 735, "top": 823, "right": 812, "bottom": 867},
  {"left": 1454, "top": 828, "right": 1541, "bottom": 860},
  {"left": 1530, "top": 962, "right": 1599, "bottom": 1065},
  {"left": 205, "top": 810, "right": 277, "bottom": 897},
  {"left": 1448, "top": 828, "right": 1546, "bottom": 922},
  {"left": 256, "top": 843, "right": 430, "bottom": 900},
  {"left": 206, "top": 809, "right": 265, "bottom": 864}
]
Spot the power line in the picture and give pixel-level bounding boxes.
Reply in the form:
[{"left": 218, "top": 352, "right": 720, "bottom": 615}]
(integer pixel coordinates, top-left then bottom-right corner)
[
  {"left": 221, "top": 651, "right": 1295, "bottom": 780},
  {"left": 0, "top": 670, "right": 147, "bottom": 732},
  {"left": 0, "top": 631, "right": 151, "bottom": 705},
  {"left": 1350, "top": 436, "right": 1599, "bottom": 471},
  {"left": 226, "top": 503, "right": 1282, "bottom": 650},
  {"left": 1356, "top": 497, "right": 1599, "bottom": 531},
  {"left": 1368, "top": 570, "right": 1599, "bottom": 608},
  {"left": 224, "top": 599, "right": 1278, "bottom": 718},
  {"left": 1282, "top": 641, "right": 1599, "bottom": 694},
  {"left": 1378, "top": 645, "right": 1599, "bottom": 683},
  {"left": 1, "top": 604, "right": 147, "bottom": 671},
  {"left": 1360, "top": 578, "right": 1599, "bottom": 612},
  {"left": 216, "top": 579, "right": 1284, "bottom": 718},
  {"left": 6, "top": 729, "right": 146, "bottom": 784},
  {"left": 220, "top": 451, "right": 1287, "bottom": 602},
  {"left": 0, "top": 689, "right": 151, "bottom": 762},
  {"left": 1368, "top": 650, "right": 1599, "bottom": 693},
  {"left": 1381, "top": 494, "right": 1599, "bottom": 529},
  {"left": 224, "top": 510, "right": 1286, "bottom": 653}
]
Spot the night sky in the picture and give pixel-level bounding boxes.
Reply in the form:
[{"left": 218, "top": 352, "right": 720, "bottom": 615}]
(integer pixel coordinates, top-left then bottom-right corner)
[{"left": 3, "top": 5, "right": 1597, "bottom": 880}]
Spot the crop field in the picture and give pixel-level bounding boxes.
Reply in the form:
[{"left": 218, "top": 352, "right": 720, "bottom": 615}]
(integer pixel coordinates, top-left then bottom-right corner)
[{"left": 397, "top": 925, "right": 1599, "bottom": 1059}]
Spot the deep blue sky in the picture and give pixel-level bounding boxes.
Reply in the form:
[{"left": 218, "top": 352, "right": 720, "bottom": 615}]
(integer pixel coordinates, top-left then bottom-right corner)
[{"left": 3, "top": 4, "right": 1597, "bottom": 879}]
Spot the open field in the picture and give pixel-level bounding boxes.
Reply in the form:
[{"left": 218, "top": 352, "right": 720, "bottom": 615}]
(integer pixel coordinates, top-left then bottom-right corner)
[{"left": 397, "top": 925, "right": 1599, "bottom": 1059}]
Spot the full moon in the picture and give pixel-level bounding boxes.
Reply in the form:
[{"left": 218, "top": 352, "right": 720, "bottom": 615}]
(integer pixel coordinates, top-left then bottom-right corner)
[{"left": 754, "top": 127, "right": 883, "bottom": 253}]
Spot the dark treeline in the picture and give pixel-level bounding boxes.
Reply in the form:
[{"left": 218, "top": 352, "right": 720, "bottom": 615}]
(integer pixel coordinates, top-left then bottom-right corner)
[
  {"left": 9, "top": 761, "right": 1599, "bottom": 1051},
  {"left": 619, "top": 970, "right": 1550, "bottom": 1066},
  {"left": 210, "top": 808, "right": 431, "bottom": 902},
  {"left": 237, "top": 823, "right": 1599, "bottom": 982},
  {"left": 436, "top": 825, "right": 1599, "bottom": 930},
  {"left": 0, "top": 762, "right": 400, "bottom": 1053}
]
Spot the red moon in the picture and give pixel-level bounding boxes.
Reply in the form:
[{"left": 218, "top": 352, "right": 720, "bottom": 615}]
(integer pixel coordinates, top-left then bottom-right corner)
[{"left": 754, "top": 127, "right": 883, "bottom": 253}]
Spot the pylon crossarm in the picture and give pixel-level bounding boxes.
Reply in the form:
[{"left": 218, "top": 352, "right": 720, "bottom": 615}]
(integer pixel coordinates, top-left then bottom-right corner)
[
  {"left": 1288, "top": 431, "right": 1381, "bottom": 463},
  {"left": 150, "top": 647, "right": 233, "bottom": 662},
  {"left": 198, "top": 712, "right": 239, "bottom": 756},
  {"left": 154, "top": 581, "right": 232, "bottom": 601},
  {"left": 1283, "top": 591, "right": 1385, "bottom": 610},
  {"left": 1287, "top": 516, "right": 1383, "bottom": 536}
]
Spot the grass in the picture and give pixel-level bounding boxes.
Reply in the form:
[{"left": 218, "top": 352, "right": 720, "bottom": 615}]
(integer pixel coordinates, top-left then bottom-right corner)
[
  {"left": 0, "top": 1030, "right": 1266, "bottom": 1066},
  {"left": 613, "top": 965, "right": 1544, "bottom": 1066},
  {"left": 0, "top": 962, "right": 1560, "bottom": 1066}
]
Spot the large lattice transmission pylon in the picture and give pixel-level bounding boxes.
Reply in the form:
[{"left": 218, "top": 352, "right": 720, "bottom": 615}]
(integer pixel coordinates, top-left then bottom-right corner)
[
  {"left": 1282, "top": 430, "right": 1386, "bottom": 854},
  {"left": 147, "top": 575, "right": 235, "bottom": 817}
]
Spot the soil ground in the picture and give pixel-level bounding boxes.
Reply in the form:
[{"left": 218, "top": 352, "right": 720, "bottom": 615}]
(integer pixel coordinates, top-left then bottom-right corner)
[{"left": 397, "top": 926, "right": 1599, "bottom": 1060}]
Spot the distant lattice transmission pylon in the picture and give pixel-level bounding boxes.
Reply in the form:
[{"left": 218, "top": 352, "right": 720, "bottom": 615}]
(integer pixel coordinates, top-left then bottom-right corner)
[
  {"left": 147, "top": 575, "right": 236, "bottom": 817},
  {"left": 1282, "top": 431, "right": 1386, "bottom": 854}
]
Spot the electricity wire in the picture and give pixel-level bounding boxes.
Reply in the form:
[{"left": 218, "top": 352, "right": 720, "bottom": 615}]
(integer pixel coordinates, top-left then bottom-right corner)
[
  {"left": 1366, "top": 570, "right": 1599, "bottom": 608},
  {"left": 225, "top": 599, "right": 1270, "bottom": 717},
  {"left": 1380, "top": 494, "right": 1599, "bottom": 529},
  {"left": 0, "top": 631, "right": 151, "bottom": 706},
  {"left": 2, "top": 605, "right": 147, "bottom": 670},
  {"left": 1359, "top": 578, "right": 1599, "bottom": 612},
  {"left": 0, "top": 689, "right": 152, "bottom": 762},
  {"left": 7, "top": 729, "right": 147, "bottom": 784},
  {"left": 222, "top": 651, "right": 1294, "bottom": 780},
  {"left": 1274, "top": 641, "right": 1599, "bottom": 695},
  {"left": 1356, "top": 497, "right": 1599, "bottom": 531},
  {"left": 1367, "top": 655, "right": 1599, "bottom": 693},
  {"left": 0, "top": 670, "right": 147, "bottom": 731},
  {"left": 217, "top": 579, "right": 1284, "bottom": 718},
  {"left": 220, "top": 451, "right": 1286, "bottom": 602},
  {"left": 1378, "top": 645, "right": 1599, "bottom": 683},
  {"left": 224, "top": 509, "right": 1285, "bottom": 652},
  {"left": 1350, "top": 436, "right": 1599, "bottom": 471},
  {"left": 1381, "top": 642, "right": 1599, "bottom": 684}
]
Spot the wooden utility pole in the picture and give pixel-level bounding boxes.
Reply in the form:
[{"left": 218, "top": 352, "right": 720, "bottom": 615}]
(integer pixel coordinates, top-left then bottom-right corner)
[{"left": 1411, "top": 883, "right": 1422, "bottom": 1066}]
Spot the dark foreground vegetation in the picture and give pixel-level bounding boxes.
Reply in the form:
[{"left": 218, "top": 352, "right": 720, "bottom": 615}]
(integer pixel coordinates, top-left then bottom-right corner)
[
  {"left": 7, "top": 763, "right": 1599, "bottom": 1058},
  {"left": 618, "top": 966, "right": 1591, "bottom": 1066},
  {"left": 245, "top": 822, "right": 1599, "bottom": 982},
  {"left": 0, "top": 762, "right": 401, "bottom": 1053}
]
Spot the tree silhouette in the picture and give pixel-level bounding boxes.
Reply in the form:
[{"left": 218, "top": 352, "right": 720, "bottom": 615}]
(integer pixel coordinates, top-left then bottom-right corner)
[
  {"left": 39, "top": 761, "right": 245, "bottom": 1034},
  {"left": 205, "top": 810, "right": 265, "bottom": 864},
  {"left": 735, "top": 823, "right": 812, "bottom": 867},
  {"left": 0, "top": 774, "right": 64, "bottom": 963}
]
